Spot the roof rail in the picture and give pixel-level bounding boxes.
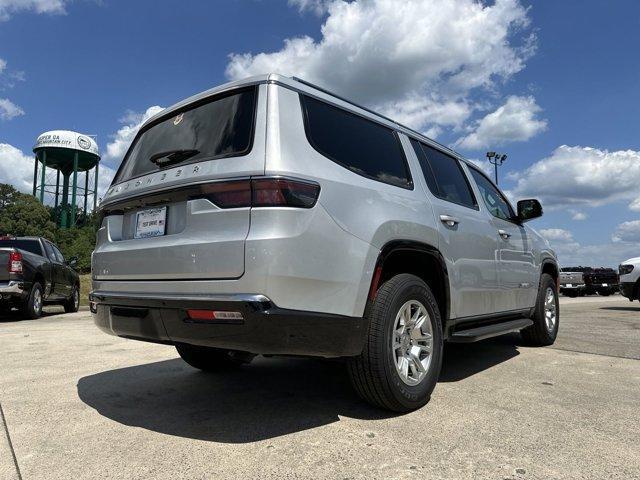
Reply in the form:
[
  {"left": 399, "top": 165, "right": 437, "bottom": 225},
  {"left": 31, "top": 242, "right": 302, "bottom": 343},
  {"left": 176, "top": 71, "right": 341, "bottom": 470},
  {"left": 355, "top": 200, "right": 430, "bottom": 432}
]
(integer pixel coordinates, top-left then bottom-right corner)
[{"left": 290, "top": 76, "right": 460, "bottom": 158}]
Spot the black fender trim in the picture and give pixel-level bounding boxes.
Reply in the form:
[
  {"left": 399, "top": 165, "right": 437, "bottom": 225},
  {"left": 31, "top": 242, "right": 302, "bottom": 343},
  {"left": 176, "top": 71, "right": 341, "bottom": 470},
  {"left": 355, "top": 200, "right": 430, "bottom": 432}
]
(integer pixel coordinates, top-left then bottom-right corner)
[{"left": 370, "top": 240, "right": 450, "bottom": 326}]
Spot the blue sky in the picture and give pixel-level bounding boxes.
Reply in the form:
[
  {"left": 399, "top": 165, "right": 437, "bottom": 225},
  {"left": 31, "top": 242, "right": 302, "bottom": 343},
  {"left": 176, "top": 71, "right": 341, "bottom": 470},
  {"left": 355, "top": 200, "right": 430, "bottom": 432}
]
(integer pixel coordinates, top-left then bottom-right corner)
[{"left": 0, "top": 0, "right": 639, "bottom": 266}]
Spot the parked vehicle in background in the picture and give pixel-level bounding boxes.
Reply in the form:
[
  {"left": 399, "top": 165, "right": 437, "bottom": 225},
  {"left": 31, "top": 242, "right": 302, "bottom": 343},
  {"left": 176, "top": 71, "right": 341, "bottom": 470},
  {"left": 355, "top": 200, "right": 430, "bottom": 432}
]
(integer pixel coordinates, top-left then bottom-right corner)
[
  {"left": 90, "top": 74, "right": 559, "bottom": 412},
  {"left": 559, "top": 270, "right": 585, "bottom": 297},
  {"left": 559, "top": 267, "right": 619, "bottom": 297},
  {"left": 619, "top": 258, "right": 640, "bottom": 301},
  {"left": 0, "top": 236, "right": 80, "bottom": 318}
]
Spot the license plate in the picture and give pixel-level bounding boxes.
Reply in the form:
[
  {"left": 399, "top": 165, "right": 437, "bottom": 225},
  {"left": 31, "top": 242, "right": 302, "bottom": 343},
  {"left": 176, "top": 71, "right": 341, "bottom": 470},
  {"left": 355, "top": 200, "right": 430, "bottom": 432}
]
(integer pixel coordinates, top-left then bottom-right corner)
[
  {"left": 566, "top": 284, "right": 573, "bottom": 288},
  {"left": 602, "top": 283, "right": 608, "bottom": 287},
  {"left": 134, "top": 207, "right": 167, "bottom": 239}
]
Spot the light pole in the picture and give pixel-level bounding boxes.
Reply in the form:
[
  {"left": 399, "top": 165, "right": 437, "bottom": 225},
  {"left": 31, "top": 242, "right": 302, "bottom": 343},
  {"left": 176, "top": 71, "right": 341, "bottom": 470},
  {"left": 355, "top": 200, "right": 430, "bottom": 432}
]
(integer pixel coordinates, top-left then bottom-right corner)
[{"left": 486, "top": 151, "right": 507, "bottom": 185}]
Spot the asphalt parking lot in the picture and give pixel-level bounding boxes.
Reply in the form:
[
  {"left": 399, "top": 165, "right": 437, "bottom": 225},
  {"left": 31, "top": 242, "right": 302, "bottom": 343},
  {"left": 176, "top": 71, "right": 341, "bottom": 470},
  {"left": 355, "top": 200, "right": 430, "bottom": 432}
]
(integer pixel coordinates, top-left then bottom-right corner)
[{"left": 1, "top": 296, "right": 638, "bottom": 480}]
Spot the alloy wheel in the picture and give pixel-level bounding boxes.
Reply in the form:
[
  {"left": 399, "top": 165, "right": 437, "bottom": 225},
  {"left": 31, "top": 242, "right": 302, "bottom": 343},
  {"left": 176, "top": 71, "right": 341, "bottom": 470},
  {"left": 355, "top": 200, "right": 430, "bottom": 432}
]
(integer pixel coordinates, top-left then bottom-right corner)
[{"left": 392, "top": 300, "right": 433, "bottom": 386}]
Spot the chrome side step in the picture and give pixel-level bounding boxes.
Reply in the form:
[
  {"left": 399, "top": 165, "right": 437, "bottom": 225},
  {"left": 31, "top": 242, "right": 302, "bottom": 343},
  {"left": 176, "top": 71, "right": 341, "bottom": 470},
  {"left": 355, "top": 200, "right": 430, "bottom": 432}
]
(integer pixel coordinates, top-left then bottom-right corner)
[{"left": 449, "top": 318, "right": 533, "bottom": 343}]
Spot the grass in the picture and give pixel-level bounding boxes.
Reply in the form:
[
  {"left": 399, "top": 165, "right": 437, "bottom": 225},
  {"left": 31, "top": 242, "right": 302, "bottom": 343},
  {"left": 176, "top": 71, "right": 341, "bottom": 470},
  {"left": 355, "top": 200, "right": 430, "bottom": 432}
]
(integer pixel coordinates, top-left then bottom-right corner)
[{"left": 80, "top": 274, "right": 91, "bottom": 306}]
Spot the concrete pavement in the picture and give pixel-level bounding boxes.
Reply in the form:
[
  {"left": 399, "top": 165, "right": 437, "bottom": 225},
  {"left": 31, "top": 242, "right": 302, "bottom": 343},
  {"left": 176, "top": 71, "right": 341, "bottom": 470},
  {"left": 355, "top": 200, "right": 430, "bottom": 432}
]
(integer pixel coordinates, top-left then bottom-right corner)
[{"left": 0, "top": 296, "right": 638, "bottom": 479}]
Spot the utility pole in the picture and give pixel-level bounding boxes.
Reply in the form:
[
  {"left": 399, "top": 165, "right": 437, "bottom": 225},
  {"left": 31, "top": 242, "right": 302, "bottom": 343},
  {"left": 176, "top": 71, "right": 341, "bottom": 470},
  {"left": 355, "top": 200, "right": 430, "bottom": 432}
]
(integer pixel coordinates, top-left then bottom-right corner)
[{"left": 486, "top": 151, "right": 507, "bottom": 185}]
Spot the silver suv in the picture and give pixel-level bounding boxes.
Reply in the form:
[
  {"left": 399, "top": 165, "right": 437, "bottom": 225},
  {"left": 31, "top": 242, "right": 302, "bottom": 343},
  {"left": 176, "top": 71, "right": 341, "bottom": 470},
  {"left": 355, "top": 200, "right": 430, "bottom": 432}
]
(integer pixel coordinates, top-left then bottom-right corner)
[{"left": 91, "top": 74, "right": 559, "bottom": 412}]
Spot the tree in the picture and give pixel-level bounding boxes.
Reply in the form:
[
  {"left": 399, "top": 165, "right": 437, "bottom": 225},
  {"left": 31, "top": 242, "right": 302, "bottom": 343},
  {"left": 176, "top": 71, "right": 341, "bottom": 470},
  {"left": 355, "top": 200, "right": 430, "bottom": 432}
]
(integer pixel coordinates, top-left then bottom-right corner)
[
  {"left": 0, "top": 187, "right": 57, "bottom": 240},
  {"left": 0, "top": 183, "right": 19, "bottom": 209},
  {"left": 55, "top": 226, "right": 96, "bottom": 273}
]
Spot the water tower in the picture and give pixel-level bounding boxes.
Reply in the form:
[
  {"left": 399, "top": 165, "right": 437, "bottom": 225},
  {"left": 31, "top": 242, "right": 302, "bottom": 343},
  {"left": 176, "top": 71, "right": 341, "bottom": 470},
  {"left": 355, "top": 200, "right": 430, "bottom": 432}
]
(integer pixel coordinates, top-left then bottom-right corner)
[{"left": 32, "top": 130, "right": 100, "bottom": 228}]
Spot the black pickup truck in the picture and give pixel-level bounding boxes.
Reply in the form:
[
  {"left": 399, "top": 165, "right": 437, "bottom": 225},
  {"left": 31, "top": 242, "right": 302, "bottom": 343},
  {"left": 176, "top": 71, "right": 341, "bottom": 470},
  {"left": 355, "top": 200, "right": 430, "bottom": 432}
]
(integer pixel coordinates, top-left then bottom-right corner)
[{"left": 0, "top": 236, "right": 80, "bottom": 318}]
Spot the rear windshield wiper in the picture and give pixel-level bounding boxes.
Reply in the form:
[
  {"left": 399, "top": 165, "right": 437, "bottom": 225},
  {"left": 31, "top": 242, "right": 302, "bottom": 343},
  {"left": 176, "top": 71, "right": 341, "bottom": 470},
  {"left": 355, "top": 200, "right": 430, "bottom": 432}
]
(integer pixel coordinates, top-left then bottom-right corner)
[{"left": 149, "top": 149, "right": 200, "bottom": 168}]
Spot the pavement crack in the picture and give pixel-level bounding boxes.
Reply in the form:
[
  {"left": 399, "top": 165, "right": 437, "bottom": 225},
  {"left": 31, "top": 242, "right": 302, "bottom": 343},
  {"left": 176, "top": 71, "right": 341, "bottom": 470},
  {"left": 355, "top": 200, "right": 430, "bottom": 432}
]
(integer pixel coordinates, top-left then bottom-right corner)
[{"left": 0, "top": 402, "right": 23, "bottom": 480}]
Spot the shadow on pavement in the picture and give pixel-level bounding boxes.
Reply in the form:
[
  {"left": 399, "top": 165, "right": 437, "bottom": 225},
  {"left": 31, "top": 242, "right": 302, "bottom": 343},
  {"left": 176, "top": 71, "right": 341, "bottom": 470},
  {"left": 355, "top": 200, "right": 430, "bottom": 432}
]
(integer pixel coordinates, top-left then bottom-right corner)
[
  {"left": 0, "top": 308, "right": 63, "bottom": 323},
  {"left": 78, "top": 357, "right": 392, "bottom": 443},
  {"left": 599, "top": 306, "right": 640, "bottom": 312},
  {"left": 440, "top": 334, "right": 520, "bottom": 382},
  {"left": 77, "top": 336, "right": 520, "bottom": 442}
]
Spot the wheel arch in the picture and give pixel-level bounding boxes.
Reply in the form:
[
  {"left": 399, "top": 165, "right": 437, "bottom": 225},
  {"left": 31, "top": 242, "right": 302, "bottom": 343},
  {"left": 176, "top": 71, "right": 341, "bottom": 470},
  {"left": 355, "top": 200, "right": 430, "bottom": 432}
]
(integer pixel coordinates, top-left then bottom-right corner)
[
  {"left": 369, "top": 240, "right": 450, "bottom": 324},
  {"left": 541, "top": 259, "right": 559, "bottom": 286}
]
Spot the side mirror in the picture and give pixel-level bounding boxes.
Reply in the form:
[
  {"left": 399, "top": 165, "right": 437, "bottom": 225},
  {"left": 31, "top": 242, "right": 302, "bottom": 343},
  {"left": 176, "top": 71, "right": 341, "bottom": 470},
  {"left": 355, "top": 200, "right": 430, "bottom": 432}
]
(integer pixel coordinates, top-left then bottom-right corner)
[
  {"left": 67, "top": 256, "right": 78, "bottom": 268},
  {"left": 517, "top": 199, "right": 543, "bottom": 222}
]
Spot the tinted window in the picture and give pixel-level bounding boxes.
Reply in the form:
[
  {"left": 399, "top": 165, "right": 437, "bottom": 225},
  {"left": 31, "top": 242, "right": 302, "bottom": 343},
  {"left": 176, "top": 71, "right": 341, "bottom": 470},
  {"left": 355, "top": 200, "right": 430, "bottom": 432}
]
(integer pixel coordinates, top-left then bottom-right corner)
[
  {"left": 410, "top": 140, "right": 476, "bottom": 208},
  {"left": 301, "top": 95, "right": 412, "bottom": 188},
  {"left": 114, "top": 87, "right": 257, "bottom": 184},
  {"left": 469, "top": 167, "right": 515, "bottom": 220},
  {"left": 43, "top": 241, "right": 56, "bottom": 260},
  {"left": 52, "top": 245, "right": 65, "bottom": 263},
  {"left": 0, "top": 240, "right": 43, "bottom": 256}
]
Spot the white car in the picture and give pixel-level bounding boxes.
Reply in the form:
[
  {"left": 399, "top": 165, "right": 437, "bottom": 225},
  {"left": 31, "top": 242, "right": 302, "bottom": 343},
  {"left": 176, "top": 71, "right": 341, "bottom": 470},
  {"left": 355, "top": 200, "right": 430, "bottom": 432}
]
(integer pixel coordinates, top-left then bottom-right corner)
[{"left": 619, "top": 258, "right": 640, "bottom": 301}]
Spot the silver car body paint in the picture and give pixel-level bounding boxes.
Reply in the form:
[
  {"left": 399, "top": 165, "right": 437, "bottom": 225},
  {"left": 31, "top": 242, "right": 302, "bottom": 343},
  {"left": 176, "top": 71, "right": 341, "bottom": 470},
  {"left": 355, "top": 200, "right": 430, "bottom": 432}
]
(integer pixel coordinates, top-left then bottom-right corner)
[{"left": 93, "top": 74, "right": 556, "bottom": 319}]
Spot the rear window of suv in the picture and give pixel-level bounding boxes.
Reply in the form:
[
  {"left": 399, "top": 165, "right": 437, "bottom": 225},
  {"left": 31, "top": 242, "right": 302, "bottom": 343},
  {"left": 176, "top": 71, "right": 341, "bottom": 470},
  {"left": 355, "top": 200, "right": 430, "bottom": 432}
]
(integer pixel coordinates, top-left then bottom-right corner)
[
  {"left": 301, "top": 95, "right": 412, "bottom": 189},
  {"left": 113, "top": 87, "right": 258, "bottom": 184}
]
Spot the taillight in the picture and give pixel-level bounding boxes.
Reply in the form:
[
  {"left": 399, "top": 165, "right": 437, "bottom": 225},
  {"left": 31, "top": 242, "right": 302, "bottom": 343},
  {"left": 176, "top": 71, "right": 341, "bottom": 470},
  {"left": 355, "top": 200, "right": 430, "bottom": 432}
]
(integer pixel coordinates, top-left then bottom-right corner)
[
  {"left": 200, "top": 177, "right": 320, "bottom": 209},
  {"left": 201, "top": 180, "right": 251, "bottom": 208},
  {"left": 252, "top": 178, "right": 319, "bottom": 208},
  {"left": 8, "top": 251, "right": 22, "bottom": 273}
]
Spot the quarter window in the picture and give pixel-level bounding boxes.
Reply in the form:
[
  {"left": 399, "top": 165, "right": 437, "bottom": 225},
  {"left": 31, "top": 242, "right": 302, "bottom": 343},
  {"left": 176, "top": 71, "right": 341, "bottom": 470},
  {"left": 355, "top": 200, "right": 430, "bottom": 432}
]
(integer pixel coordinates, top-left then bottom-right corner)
[
  {"left": 301, "top": 95, "right": 412, "bottom": 189},
  {"left": 410, "top": 140, "right": 477, "bottom": 208},
  {"left": 468, "top": 167, "right": 515, "bottom": 220}
]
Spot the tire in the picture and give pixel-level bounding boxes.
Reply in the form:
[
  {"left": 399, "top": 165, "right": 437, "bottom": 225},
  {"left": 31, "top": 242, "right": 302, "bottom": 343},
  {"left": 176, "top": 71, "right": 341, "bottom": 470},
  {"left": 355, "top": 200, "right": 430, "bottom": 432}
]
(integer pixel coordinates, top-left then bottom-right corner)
[
  {"left": 175, "top": 344, "right": 254, "bottom": 372},
  {"left": 521, "top": 273, "right": 559, "bottom": 346},
  {"left": 21, "top": 282, "right": 43, "bottom": 319},
  {"left": 347, "top": 274, "right": 443, "bottom": 412},
  {"left": 563, "top": 291, "right": 577, "bottom": 298},
  {"left": 64, "top": 285, "right": 80, "bottom": 313},
  {"left": 598, "top": 290, "right": 611, "bottom": 297}
]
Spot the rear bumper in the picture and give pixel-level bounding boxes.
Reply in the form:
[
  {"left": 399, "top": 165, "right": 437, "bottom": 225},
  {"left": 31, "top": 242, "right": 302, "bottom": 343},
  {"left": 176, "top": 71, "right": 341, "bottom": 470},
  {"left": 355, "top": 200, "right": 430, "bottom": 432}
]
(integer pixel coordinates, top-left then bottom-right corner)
[
  {"left": 619, "top": 282, "right": 636, "bottom": 299},
  {"left": 0, "top": 281, "right": 26, "bottom": 301},
  {"left": 89, "top": 291, "right": 368, "bottom": 358}
]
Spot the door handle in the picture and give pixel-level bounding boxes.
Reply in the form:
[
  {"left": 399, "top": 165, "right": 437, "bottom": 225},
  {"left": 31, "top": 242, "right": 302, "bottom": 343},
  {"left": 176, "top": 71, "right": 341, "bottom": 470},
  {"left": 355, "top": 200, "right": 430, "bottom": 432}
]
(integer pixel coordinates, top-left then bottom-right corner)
[
  {"left": 498, "top": 229, "right": 512, "bottom": 240},
  {"left": 439, "top": 214, "right": 460, "bottom": 227}
]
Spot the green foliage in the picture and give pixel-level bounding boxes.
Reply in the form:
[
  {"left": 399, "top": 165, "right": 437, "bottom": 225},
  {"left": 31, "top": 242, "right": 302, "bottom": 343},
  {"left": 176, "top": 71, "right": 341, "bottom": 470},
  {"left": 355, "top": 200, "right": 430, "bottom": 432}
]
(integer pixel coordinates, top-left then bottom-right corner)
[
  {"left": 55, "top": 227, "right": 96, "bottom": 273},
  {"left": 0, "top": 183, "right": 20, "bottom": 208},
  {"left": 0, "top": 183, "right": 97, "bottom": 273},
  {"left": 0, "top": 188, "right": 57, "bottom": 240}
]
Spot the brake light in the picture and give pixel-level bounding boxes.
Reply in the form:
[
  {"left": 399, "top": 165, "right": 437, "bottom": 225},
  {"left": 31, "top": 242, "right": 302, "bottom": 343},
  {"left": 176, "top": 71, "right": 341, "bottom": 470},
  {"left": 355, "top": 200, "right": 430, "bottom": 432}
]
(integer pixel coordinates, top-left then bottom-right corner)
[
  {"left": 200, "top": 177, "right": 320, "bottom": 209},
  {"left": 252, "top": 178, "right": 320, "bottom": 208},
  {"left": 201, "top": 180, "right": 251, "bottom": 208},
  {"left": 8, "top": 251, "right": 22, "bottom": 273}
]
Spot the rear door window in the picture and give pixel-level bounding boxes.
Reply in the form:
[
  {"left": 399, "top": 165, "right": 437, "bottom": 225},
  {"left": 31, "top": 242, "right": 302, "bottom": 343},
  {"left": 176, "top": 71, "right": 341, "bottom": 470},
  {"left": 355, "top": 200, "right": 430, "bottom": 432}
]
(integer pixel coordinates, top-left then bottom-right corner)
[
  {"left": 410, "top": 139, "right": 477, "bottom": 208},
  {"left": 301, "top": 95, "right": 412, "bottom": 189},
  {"left": 113, "top": 87, "right": 258, "bottom": 184}
]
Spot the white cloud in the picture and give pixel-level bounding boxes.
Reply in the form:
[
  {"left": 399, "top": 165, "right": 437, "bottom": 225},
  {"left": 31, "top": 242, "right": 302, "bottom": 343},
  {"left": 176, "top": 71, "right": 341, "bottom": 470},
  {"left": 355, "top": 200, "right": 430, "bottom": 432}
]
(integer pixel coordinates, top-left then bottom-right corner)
[
  {"left": 0, "top": 143, "right": 35, "bottom": 192},
  {"left": 103, "top": 105, "right": 164, "bottom": 165},
  {"left": 0, "top": 98, "right": 24, "bottom": 120},
  {"left": 456, "top": 95, "right": 547, "bottom": 150},
  {"left": 227, "top": 0, "right": 534, "bottom": 135},
  {"left": 508, "top": 145, "right": 640, "bottom": 208},
  {"left": 288, "top": 0, "right": 332, "bottom": 15},
  {"left": 540, "top": 228, "right": 575, "bottom": 243},
  {"left": 0, "top": 0, "right": 68, "bottom": 20},
  {"left": 0, "top": 143, "right": 114, "bottom": 206},
  {"left": 629, "top": 197, "right": 640, "bottom": 212},
  {"left": 539, "top": 226, "right": 637, "bottom": 267},
  {"left": 612, "top": 220, "right": 640, "bottom": 243},
  {"left": 0, "top": 58, "right": 6, "bottom": 73},
  {"left": 569, "top": 210, "right": 587, "bottom": 221}
]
